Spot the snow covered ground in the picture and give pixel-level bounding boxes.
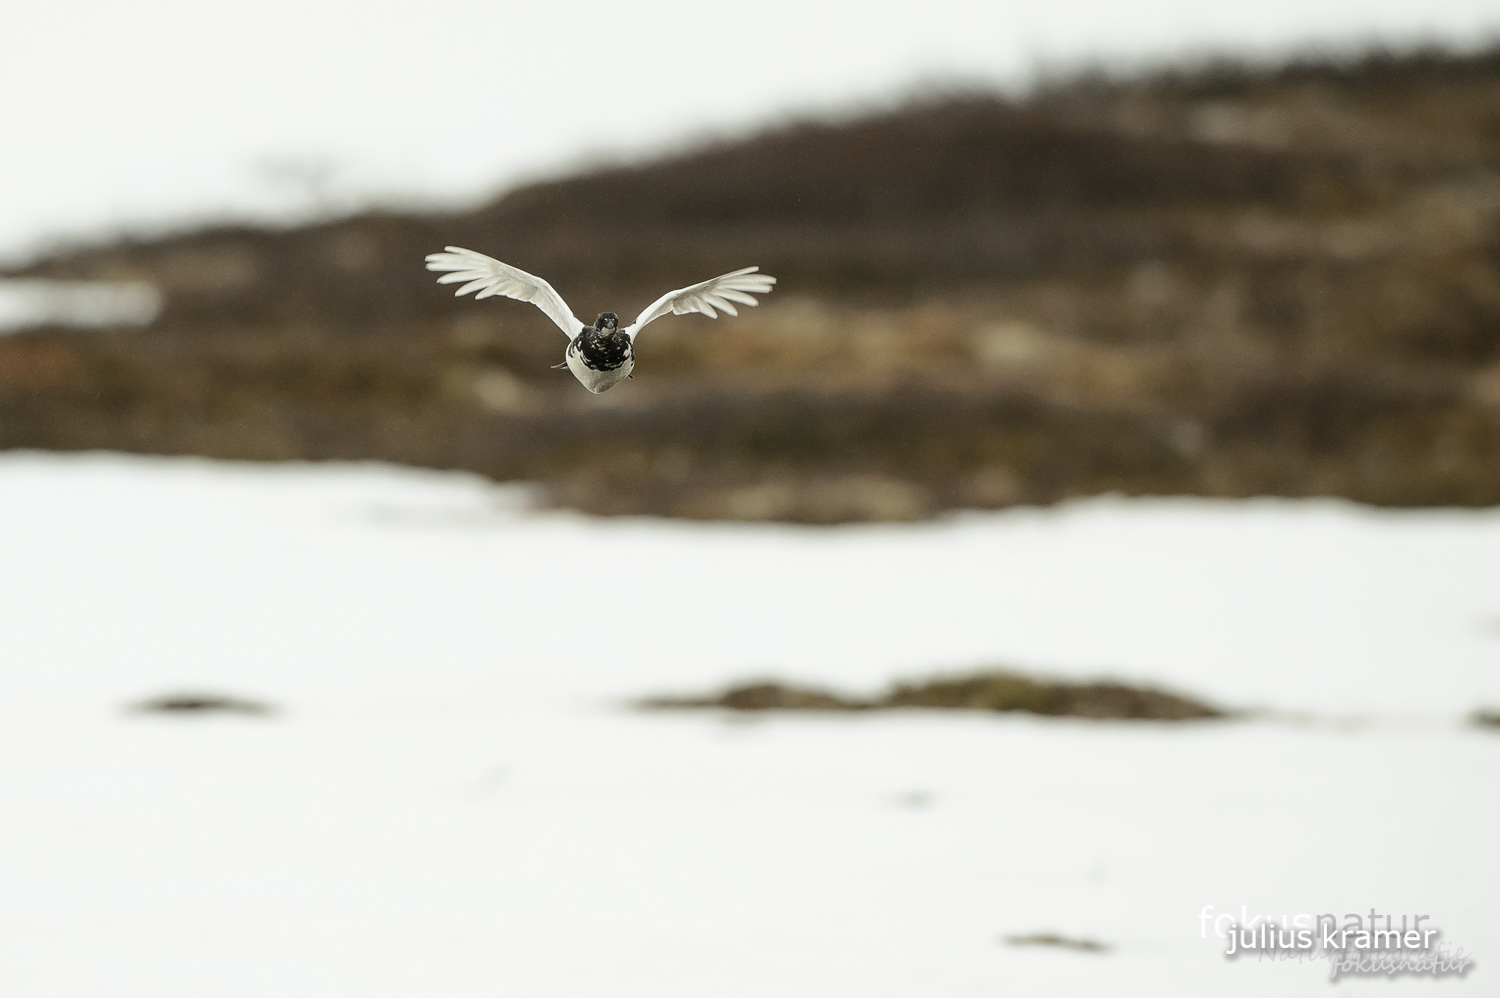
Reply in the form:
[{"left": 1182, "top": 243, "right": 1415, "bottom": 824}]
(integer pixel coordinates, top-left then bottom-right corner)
[{"left": 0, "top": 451, "right": 1494, "bottom": 996}]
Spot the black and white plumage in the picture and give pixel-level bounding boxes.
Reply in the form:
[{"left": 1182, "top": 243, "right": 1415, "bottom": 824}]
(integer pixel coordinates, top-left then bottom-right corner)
[{"left": 424, "top": 246, "right": 777, "bottom": 394}]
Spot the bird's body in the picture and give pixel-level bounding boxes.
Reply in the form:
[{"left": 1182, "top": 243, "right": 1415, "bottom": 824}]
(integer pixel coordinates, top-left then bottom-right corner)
[
  {"left": 563, "top": 317, "right": 635, "bottom": 393},
  {"left": 425, "top": 246, "right": 775, "bottom": 393}
]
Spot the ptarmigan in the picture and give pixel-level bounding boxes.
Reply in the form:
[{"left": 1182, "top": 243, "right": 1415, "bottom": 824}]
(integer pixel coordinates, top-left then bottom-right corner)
[{"left": 425, "top": 246, "right": 776, "bottom": 394}]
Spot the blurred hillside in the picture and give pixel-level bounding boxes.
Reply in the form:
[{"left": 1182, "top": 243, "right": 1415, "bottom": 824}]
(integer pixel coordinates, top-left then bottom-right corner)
[{"left": 4, "top": 46, "right": 1500, "bottom": 521}]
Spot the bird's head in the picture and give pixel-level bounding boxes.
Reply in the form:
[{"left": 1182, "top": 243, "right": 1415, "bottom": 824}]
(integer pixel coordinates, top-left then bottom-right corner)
[{"left": 595, "top": 312, "right": 619, "bottom": 332}]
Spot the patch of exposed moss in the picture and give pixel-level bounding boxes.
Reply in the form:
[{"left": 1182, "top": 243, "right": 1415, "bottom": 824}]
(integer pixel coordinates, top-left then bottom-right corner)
[
  {"left": 642, "top": 670, "right": 1223, "bottom": 721},
  {"left": 1470, "top": 708, "right": 1500, "bottom": 729},
  {"left": 1003, "top": 932, "right": 1110, "bottom": 953},
  {"left": 642, "top": 682, "right": 861, "bottom": 712},
  {"left": 129, "top": 692, "right": 274, "bottom": 716}
]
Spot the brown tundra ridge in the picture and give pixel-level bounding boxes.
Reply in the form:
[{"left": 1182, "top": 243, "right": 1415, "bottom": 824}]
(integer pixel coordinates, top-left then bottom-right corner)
[{"left": 4, "top": 45, "right": 1500, "bottom": 523}]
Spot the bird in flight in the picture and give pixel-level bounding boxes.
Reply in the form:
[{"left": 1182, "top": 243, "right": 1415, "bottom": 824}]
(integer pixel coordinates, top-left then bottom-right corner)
[{"left": 425, "top": 246, "right": 777, "bottom": 394}]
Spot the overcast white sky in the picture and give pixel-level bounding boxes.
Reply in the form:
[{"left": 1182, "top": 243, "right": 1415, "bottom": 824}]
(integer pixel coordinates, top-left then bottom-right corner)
[{"left": 4, "top": 0, "right": 1499, "bottom": 264}]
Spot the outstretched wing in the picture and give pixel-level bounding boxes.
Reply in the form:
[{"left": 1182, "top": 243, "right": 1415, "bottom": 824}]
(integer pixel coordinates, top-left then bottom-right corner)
[
  {"left": 624, "top": 266, "right": 776, "bottom": 339},
  {"left": 425, "top": 246, "right": 583, "bottom": 339}
]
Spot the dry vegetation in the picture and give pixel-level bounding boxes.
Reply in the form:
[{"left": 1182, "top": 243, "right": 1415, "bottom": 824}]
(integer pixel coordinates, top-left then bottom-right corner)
[
  {"left": 4, "top": 47, "right": 1500, "bottom": 521},
  {"left": 640, "top": 672, "right": 1224, "bottom": 721},
  {"left": 128, "top": 693, "right": 274, "bottom": 716}
]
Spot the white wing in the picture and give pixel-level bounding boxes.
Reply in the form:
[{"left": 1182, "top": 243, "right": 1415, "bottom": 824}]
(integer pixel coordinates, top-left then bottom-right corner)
[
  {"left": 425, "top": 246, "right": 583, "bottom": 339},
  {"left": 624, "top": 266, "right": 777, "bottom": 339}
]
